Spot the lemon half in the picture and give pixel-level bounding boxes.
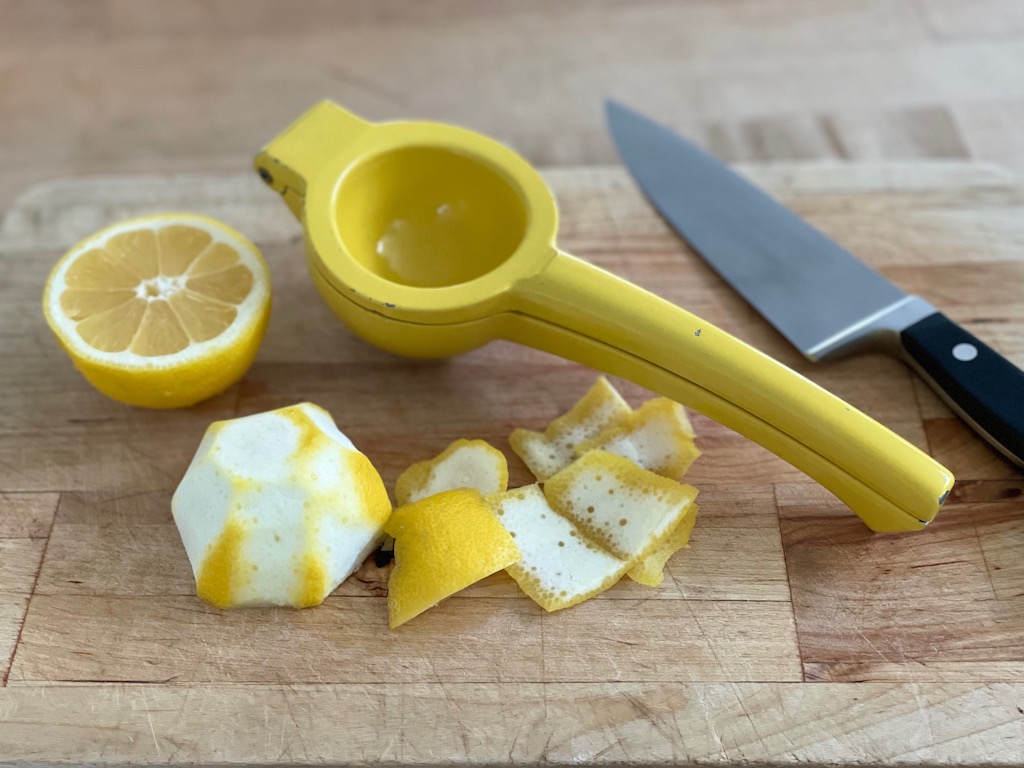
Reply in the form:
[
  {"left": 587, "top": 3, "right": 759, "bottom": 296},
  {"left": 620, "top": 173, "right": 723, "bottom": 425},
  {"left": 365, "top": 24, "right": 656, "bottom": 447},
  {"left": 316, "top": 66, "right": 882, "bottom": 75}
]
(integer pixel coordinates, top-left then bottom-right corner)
[{"left": 42, "top": 214, "right": 271, "bottom": 409}]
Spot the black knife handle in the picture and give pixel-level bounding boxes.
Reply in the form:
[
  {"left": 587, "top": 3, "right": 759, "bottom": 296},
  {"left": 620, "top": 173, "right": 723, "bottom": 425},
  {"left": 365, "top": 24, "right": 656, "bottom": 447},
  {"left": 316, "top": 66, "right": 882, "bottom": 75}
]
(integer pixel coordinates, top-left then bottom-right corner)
[{"left": 900, "top": 312, "right": 1024, "bottom": 468}]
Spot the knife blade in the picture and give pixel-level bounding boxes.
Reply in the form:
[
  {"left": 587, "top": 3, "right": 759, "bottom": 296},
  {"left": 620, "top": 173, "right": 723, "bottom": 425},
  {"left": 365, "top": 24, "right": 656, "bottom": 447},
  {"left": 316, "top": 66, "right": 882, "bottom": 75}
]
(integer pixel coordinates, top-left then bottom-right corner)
[{"left": 606, "top": 100, "right": 1024, "bottom": 469}]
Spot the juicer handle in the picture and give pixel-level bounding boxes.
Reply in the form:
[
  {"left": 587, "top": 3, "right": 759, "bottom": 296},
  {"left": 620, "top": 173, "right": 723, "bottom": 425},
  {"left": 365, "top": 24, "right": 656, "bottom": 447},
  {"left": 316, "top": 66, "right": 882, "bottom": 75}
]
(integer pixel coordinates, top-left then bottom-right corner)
[
  {"left": 511, "top": 250, "right": 954, "bottom": 532},
  {"left": 255, "top": 101, "right": 370, "bottom": 219}
]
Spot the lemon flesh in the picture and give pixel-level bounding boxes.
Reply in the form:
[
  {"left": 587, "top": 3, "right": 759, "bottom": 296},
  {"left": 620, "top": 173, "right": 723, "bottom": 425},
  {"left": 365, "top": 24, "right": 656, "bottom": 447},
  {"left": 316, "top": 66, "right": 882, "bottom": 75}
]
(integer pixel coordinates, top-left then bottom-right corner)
[
  {"left": 172, "top": 403, "right": 391, "bottom": 608},
  {"left": 384, "top": 488, "right": 519, "bottom": 628},
  {"left": 395, "top": 439, "right": 508, "bottom": 505},
  {"left": 42, "top": 214, "right": 270, "bottom": 408}
]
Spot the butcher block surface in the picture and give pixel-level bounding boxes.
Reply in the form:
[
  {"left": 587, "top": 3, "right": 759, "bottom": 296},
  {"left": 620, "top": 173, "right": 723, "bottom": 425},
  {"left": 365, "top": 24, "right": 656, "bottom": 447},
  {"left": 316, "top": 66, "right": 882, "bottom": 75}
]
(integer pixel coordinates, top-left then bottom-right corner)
[{"left": 1, "top": 163, "right": 1023, "bottom": 765}]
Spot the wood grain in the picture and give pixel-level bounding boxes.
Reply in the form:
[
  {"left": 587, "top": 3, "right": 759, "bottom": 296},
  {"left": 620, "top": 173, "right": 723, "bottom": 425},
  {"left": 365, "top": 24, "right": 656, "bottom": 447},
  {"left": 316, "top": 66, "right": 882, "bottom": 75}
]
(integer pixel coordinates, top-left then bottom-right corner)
[
  {"left": 36, "top": 488, "right": 788, "bottom": 603},
  {"left": 3, "top": 0, "right": 1024, "bottom": 216},
  {"left": 0, "top": 541, "right": 44, "bottom": 597},
  {"left": 2, "top": 682, "right": 1024, "bottom": 765},
  {"left": 780, "top": 478, "right": 1024, "bottom": 683},
  {"left": 9, "top": 596, "right": 800, "bottom": 686},
  {"left": 1, "top": 163, "right": 1023, "bottom": 763},
  {"left": 0, "top": 493, "right": 57, "bottom": 539},
  {"left": 0, "top": 493, "right": 53, "bottom": 686}
]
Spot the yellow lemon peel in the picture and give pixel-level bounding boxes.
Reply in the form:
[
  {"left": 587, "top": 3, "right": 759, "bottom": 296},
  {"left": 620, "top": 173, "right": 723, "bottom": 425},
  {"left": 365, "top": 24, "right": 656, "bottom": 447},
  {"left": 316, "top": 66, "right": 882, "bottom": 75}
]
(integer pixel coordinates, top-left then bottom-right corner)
[
  {"left": 509, "top": 376, "right": 631, "bottom": 481},
  {"left": 576, "top": 397, "right": 700, "bottom": 481},
  {"left": 626, "top": 504, "right": 699, "bottom": 587},
  {"left": 384, "top": 488, "right": 519, "bottom": 628},
  {"left": 395, "top": 439, "right": 509, "bottom": 505},
  {"left": 543, "top": 451, "right": 698, "bottom": 562},
  {"left": 43, "top": 214, "right": 271, "bottom": 409},
  {"left": 196, "top": 516, "right": 251, "bottom": 609},
  {"left": 489, "top": 485, "right": 628, "bottom": 611},
  {"left": 384, "top": 377, "right": 705, "bottom": 621}
]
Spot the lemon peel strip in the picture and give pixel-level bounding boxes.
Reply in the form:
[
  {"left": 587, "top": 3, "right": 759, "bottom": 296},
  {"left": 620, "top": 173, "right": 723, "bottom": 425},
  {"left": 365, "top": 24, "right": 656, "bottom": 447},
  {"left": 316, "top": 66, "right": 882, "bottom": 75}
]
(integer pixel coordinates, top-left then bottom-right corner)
[
  {"left": 509, "top": 376, "right": 632, "bottom": 481},
  {"left": 384, "top": 488, "right": 519, "bottom": 628},
  {"left": 625, "top": 504, "right": 699, "bottom": 587},
  {"left": 489, "top": 484, "right": 628, "bottom": 611},
  {"left": 576, "top": 397, "right": 700, "bottom": 481},
  {"left": 543, "top": 450, "right": 698, "bottom": 563},
  {"left": 395, "top": 439, "right": 509, "bottom": 505}
]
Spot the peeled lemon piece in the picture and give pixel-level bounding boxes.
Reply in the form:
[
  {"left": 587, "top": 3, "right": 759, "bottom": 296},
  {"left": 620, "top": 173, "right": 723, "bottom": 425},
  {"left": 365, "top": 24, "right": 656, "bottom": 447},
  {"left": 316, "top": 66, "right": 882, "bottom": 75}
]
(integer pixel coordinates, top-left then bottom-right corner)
[
  {"left": 509, "top": 376, "right": 631, "bottom": 481},
  {"left": 626, "top": 504, "right": 699, "bottom": 587},
  {"left": 42, "top": 214, "right": 270, "bottom": 408},
  {"left": 171, "top": 403, "right": 391, "bottom": 609},
  {"left": 489, "top": 485, "right": 628, "bottom": 611},
  {"left": 544, "top": 450, "right": 698, "bottom": 562},
  {"left": 395, "top": 439, "right": 509, "bottom": 505},
  {"left": 384, "top": 489, "right": 519, "bottom": 628},
  {"left": 576, "top": 398, "right": 701, "bottom": 481}
]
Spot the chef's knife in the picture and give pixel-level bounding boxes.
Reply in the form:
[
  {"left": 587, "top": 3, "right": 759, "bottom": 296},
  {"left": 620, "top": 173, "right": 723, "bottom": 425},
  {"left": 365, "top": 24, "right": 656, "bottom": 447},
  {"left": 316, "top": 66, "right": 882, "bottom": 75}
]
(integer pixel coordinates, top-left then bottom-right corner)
[{"left": 606, "top": 100, "right": 1024, "bottom": 469}]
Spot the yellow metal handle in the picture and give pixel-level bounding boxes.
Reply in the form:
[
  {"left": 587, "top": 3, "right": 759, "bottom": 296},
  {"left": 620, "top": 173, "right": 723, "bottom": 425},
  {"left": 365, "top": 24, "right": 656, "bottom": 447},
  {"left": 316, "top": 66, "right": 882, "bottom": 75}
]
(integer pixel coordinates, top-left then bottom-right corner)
[{"left": 511, "top": 250, "right": 953, "bottom": 531}]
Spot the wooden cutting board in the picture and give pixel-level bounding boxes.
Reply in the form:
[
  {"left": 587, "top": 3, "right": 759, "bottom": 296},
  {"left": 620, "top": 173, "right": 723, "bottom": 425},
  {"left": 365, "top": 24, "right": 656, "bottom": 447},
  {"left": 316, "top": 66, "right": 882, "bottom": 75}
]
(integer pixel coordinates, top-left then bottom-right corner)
[{"left": 1, "top": 163, "right": 1023, "bottom": 765}]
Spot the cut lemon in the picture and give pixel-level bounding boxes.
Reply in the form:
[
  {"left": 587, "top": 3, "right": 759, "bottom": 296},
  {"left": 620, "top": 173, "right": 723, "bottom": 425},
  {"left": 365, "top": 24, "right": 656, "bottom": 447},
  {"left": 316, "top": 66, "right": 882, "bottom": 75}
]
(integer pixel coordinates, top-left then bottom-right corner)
[
  {"left": 489, "top": 484, "right": 628, "bottom": 611},
  {"left": 384, "top": 488, "right": 519, "bottom": 628},
  {"left": 395, "top": 439, "right": 509, "bottom": 505},
  {"left": 42, "top": 214, "right": 271, "bottom": 408},
  {"left": 509, "top": 376, "right": 632, "bottom": 481}
]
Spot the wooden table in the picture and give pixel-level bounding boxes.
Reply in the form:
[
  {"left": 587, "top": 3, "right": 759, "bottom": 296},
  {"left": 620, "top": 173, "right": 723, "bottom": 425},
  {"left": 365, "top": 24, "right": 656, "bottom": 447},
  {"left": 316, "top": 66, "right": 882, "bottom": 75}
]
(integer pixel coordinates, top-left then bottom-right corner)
[
  {"left": 4, "top": 2, "right": 1024, "bottom": 764},
  {"left": 2, "top": 0, "right": 1024, "bottom": 214},
  {"left": 1, "top": 162, "right": 1023, "bottom": 765}
]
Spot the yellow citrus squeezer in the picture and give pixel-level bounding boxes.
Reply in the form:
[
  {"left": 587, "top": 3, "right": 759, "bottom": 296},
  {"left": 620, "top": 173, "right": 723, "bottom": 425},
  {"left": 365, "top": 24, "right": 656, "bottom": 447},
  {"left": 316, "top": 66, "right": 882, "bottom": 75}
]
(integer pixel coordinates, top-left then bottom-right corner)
[{"left": 255, "top": 101, "right": 953, "bottom": 532}]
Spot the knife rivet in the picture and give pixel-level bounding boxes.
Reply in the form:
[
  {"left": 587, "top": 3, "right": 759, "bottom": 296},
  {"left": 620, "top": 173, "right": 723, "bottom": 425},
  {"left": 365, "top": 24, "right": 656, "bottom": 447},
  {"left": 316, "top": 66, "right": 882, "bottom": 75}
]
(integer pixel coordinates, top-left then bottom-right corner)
[{"left": 952, "top": 343, "right": 978, "bottom": 362}]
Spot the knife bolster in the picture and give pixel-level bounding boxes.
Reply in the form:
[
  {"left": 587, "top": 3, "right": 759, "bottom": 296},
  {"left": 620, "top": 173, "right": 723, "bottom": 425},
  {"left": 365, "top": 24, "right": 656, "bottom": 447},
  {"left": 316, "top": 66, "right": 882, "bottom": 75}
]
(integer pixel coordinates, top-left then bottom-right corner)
[{"left": 806, "top": 296, "right": 936, "bottom": 362}]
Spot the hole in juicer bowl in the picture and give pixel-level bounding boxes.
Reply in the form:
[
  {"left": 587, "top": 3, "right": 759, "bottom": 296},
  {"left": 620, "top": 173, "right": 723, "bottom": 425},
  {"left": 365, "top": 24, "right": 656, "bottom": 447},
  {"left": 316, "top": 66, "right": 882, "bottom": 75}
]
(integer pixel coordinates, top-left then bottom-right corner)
[{"left": 334, "top": 146, "right": 529, "bottom": 288}]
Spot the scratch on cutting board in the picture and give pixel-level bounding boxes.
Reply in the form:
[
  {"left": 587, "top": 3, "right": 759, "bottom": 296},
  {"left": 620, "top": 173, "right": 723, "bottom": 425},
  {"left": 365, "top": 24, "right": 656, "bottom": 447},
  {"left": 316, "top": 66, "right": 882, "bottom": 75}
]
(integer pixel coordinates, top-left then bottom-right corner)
[
  {"left": 693, "top": 686, "right": 726, "bottom": 756},
  {"left": 141, "top": 693, "right": 162, "bottom": 758},
  {"left": 853, "top": 624, "right": 890, "bottom": 662},
  {"left": 912, "top": 687, "right": 937, "bottom": 746}
]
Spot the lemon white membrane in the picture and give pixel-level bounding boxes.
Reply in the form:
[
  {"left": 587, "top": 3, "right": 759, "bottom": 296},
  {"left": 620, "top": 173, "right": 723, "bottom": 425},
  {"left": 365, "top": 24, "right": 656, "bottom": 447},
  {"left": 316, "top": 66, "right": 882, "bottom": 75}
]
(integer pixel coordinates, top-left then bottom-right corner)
[
  {"left": 489, "top": 484, "right": 628, "bottom": 611},
  {"left": 509, "top": 376, "right": 632, "bottom": 481},
  {"left": 575, "top": 398, "right": 700, "bottom": 481},
  {"left": 172, "top": 403, "right": 392, "bottom": 609},
  {"left": 395, "top": 438, "right": 509, "bottom": 505},
  {"left": 488, "top": 453, "right": 697, "bottom": 611},
  {"left": 505, "top": 377, "right": 701, "bottom": 598}
]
